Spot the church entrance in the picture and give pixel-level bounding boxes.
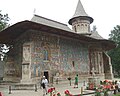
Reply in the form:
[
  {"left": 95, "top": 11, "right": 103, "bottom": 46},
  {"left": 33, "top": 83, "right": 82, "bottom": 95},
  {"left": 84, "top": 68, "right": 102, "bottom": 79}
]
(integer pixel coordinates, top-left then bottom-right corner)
[{"left": 44, "top": 71, "right": 49, "bottom": 82}]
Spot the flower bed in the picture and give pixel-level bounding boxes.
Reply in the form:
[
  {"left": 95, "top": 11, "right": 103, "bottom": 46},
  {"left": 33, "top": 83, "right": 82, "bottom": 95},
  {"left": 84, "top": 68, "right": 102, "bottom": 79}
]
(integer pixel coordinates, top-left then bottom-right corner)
[
  {"left": 47, "top": 88, "right": 80, "bottom": 96},
  {"left": 47, "top": 80, "right": 118, "bottom": 96},
  {"left": 87, "top": 79, "right": 118, "bottom": 96}
]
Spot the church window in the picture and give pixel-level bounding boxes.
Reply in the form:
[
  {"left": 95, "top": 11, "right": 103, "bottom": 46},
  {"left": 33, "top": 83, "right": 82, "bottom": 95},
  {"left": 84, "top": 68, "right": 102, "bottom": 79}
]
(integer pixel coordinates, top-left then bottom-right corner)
[
  {"left": 42, "top": 42, "right": 51, "bottom": 61},
  {"left": 88, "top": 25, "right": 90, "bottom": 32},
  {"left": 72, "top": 61, "right": 75, "bottom": 67},
  {"left": 74, "top": 26, "right": 77, "bottom": 32},
  {"left": 43, "top": 48, "right": 49, "bottom": 60},
  {"left": 81, "top": 24, "right": 84, "bottom": 26}
]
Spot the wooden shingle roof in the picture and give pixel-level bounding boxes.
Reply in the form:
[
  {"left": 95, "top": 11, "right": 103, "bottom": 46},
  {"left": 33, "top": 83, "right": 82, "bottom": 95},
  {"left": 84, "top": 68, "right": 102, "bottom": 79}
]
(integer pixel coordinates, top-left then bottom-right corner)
[{"left": 68, "top": 0, "right": 93, "bottom": 25}]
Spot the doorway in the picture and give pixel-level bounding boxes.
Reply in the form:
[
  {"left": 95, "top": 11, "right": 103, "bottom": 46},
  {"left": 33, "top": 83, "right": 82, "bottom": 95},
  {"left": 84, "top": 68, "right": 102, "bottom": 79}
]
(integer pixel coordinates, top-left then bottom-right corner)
[{"left": 44, "top": 71, "right": 49, "bottom": 82}]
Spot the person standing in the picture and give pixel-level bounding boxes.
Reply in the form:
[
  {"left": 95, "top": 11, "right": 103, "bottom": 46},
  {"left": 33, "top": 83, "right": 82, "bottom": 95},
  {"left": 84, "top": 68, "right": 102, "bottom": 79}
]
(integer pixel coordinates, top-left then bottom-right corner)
[
  {"left": 117, "top": 81, "right": 120, "bottom": 92},
  {"left": 41, "top": 76, "right": 48, "bottom": 96},
  {"left": 74, "top": 74, "right": 78, "bottom": 88}
]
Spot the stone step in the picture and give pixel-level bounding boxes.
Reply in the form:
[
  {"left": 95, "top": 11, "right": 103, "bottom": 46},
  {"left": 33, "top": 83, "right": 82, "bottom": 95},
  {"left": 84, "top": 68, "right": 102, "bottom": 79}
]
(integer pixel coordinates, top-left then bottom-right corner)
[{"left": 9, "top": 84, "right": 37, "bottom": 90}]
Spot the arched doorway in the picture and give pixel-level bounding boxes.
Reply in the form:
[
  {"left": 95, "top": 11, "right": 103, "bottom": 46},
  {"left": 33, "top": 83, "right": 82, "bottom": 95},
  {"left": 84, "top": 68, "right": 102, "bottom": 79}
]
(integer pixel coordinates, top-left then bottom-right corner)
[{"left": 44, "top": 71, "right": 49, "bottom": 82}]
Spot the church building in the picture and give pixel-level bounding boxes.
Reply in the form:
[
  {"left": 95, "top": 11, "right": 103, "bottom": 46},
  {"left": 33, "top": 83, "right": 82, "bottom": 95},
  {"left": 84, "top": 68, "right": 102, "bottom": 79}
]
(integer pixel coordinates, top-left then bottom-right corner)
[{"left": 0, "top": 0, "right": 116, "bottom": 83}]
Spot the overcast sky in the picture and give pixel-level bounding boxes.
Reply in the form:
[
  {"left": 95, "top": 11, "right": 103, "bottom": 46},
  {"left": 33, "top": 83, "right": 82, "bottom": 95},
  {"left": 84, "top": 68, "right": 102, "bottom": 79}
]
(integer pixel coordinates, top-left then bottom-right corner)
[{"left": 0, "top": 0, "right": 120, "bottom": 39}]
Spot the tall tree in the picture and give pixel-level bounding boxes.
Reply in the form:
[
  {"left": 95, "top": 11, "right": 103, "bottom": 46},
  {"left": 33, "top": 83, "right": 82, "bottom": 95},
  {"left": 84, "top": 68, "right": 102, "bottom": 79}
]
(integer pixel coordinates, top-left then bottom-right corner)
[
  {"left": 108, "top": 25, "right": 120, "bottom": 77},
  {"left": 0, "top": 10, "right": 10, "bottom": 60},
  {"left": 0, "top": 10, "right": 9, "bottom": 30}
]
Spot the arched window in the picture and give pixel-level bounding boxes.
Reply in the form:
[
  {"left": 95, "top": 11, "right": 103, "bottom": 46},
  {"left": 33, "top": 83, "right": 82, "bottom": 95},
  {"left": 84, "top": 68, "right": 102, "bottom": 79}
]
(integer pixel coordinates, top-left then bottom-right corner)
[
  {"left": 72, "top": 61, "right": 75, "bottom": 67},
  {"left": 42, "top": 42, "right": 51, "bottom": 61},
  {"left": 43, "top": 48, "right": 49, "bottom": 60},
  {"left": 74, "top": 26, "right": 77, "bottom": 32}
]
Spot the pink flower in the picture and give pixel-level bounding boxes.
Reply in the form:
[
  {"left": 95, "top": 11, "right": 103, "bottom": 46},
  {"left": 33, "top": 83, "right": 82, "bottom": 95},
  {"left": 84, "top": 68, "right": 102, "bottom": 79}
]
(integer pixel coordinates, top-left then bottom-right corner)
[{"left": 105, "top": 80, "right": 108, "bottom": 82}]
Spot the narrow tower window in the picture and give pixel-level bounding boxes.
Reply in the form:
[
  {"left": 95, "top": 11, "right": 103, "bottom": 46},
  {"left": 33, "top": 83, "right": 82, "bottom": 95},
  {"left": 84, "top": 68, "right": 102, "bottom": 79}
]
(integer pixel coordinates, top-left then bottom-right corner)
[
  {"left": 74, "top": 26, "right": 77, "bottom": 32},
  {"left": 81, "top": 24, "right": 84, "bottom": 26},
  {"left": 72, "top": 61, "right": 75, "bottom": 67}
]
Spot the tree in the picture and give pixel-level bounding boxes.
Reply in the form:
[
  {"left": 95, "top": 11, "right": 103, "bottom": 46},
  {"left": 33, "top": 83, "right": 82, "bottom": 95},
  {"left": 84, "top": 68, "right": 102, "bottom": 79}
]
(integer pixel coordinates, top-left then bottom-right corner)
[
  {"left": 108, "top": 25, "right": 120, "bottom": 77},
  {"left": 0, "top": 10, "right": 10, "bottom": 60},
  {"left": 0, "top": 10, "right": 9, "bottom": 30}
]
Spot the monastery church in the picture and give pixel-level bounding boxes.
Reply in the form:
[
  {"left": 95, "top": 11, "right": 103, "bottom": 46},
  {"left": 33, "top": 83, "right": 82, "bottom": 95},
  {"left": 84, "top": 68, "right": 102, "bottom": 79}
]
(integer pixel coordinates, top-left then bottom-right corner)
[{"left": 0, "top": 0, "right": 116, "bottom": 84}]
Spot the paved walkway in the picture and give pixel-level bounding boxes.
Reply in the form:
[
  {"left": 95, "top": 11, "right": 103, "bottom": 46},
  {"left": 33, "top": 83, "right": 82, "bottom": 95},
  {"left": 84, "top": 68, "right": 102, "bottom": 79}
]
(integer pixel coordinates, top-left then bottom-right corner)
[
  {"left": 0, "top": 82, "right": 94, "bottom": 96},
  {"left": 1, "top": 78, "right": 120, "bottom": 96}
]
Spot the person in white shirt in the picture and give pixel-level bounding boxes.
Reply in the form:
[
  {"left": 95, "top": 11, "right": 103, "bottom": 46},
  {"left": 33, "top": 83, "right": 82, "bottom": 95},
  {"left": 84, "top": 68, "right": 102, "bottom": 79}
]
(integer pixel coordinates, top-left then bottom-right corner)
[
  {"left": 41, "top": 76, "right": 48, "bottom": 95},
  {"left": 117, "top": 81, "right": 120, "bottom": 92}
]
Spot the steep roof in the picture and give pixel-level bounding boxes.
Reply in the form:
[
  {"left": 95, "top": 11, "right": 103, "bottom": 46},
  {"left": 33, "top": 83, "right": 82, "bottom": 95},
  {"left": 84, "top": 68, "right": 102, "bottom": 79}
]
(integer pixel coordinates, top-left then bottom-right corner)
[
  {"left": 68, "top": 0, "right": 93, "bottom": 24},
  {"left": 31, "top": 14, "right": 72, "bottom": 32},
  {"left": 73, "top": 0, "right": 88, "bottom": 17},
  {"left": 89, "top": 31, "right": 104, "bottom": 40}
]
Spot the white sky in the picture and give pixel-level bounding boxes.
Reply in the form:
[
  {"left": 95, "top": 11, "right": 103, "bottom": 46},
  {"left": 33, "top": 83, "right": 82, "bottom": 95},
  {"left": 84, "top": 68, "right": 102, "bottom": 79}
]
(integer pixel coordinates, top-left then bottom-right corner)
[{"left": 0, "top": 0, "right": 120, "bottom": 39}]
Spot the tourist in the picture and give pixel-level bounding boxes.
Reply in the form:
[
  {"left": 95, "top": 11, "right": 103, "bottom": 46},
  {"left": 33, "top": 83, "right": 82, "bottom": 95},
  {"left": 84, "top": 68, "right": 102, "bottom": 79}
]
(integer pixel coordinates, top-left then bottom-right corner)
[
  {"left": 117, "top": 81, "right": 120, "bottom": 92},
  {"left": 74, "top": 74, "right": 78, "bottom": 88},
  {"left": 39, "top": 77, "right": 43, "bottom": 89},
  {"left": 41, "top": 76, "right": 48, "bottom": 96}
]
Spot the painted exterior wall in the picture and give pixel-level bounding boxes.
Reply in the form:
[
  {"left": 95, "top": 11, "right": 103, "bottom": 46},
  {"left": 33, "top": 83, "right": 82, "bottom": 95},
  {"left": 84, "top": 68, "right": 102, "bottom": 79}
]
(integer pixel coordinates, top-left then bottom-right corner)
[
  {"left": 30, "top": 30, "right": 90, "bottom": 81},
  {"left": 0, "top": 61, "right": 4, "bottom": 80},
  {"left": 3, "top": 30, "right": 109, "bottom": 83}
]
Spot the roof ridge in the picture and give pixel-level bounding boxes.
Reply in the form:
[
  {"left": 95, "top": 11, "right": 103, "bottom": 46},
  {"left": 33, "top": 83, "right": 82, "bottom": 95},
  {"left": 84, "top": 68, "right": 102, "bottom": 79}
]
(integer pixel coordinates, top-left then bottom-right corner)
[{"left": 34, "top": 14, "right": 68, "bottom": 26}]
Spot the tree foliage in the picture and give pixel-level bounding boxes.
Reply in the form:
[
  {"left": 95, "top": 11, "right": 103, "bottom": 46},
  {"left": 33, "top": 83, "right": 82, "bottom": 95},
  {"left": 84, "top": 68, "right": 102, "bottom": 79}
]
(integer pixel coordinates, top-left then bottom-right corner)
[
  {"left": 0, "top": 10, "right": 10, "bottom": 60},
  {"left": 0, "top": 10, "right": 9, "bottom": 31},
  {"left": 108, "top": 25, "right": 120, "bottom": 77}
]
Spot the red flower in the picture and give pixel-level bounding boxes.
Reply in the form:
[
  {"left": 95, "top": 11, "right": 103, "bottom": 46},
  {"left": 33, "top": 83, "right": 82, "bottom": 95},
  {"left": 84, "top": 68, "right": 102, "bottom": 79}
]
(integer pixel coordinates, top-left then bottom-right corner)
[
  {"left": 53, "top": 87, "right": 55, "bottom": 90},
  {"left": 64, "top": 90, "right": 70, "bottom": 94},
  {"left": 0, "top": 92, "right": 2, "bottom": 96},
  {"left": 48, "top": 87, "right": 56, "bottom": 93},
  {"left": 57, "top": 93, "right": 61, "bottom": 96},
  {"left": 57, "top": 93, "right": 60, "bottom": 95},
  {"left": 48, "top": 88, "right": 52, "bottom": 93}
]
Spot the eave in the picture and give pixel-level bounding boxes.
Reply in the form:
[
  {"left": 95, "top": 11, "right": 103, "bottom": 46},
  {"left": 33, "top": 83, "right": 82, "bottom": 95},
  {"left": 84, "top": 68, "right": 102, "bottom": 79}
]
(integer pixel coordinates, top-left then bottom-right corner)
[{"left": 0, "top": 20, "right": 116, "bottom": 51}]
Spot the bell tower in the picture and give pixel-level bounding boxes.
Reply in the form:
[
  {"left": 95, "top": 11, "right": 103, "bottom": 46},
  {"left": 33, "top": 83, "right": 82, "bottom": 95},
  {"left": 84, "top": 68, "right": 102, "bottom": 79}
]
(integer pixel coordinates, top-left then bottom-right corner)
[{"left": 68, "top": 0, "right": 94, "bottom": 34}]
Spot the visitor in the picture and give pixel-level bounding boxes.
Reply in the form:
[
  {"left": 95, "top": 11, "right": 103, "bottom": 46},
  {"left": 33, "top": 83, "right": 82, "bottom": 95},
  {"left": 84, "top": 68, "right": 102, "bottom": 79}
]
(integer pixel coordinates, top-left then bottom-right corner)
[
  {"left": 41, "top": 76, "right": 48, "bottom": 96},
  {"left": 39, "top": 77, "right": 43, "bottom": 89},
  {"left": 74, "top": 74, "right": 78, "bottom": 88},
  {"left": 117, "top": 81, "right": 120, "bottom": 92}
]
